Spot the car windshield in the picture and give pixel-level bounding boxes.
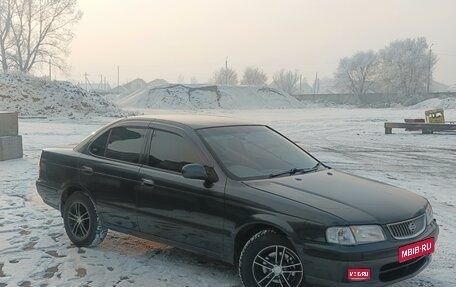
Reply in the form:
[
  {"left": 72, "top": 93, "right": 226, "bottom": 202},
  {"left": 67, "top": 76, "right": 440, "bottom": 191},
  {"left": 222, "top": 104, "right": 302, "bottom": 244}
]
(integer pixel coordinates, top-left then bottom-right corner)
[{"left": 198, "top": 125, "right": 319, "bottom": 180}]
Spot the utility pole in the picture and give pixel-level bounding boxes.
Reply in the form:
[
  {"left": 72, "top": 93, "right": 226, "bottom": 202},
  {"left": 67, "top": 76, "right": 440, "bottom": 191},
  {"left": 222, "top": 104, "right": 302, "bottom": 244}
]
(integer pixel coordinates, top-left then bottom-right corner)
[
  {"left": 84, "top": 72, "right": 88, "bottom": 90},
  {"left": 117, "top": 65, "right": 120, "bottom": 88},
  {"left": 299, "top": 74, "right": 302, "bottom": 94},
  {"left": 427, "top": 43, "right": 433, "bottom": 94},
  {"left": 225, "top": 57, "right": 228, "bottom": 85}
]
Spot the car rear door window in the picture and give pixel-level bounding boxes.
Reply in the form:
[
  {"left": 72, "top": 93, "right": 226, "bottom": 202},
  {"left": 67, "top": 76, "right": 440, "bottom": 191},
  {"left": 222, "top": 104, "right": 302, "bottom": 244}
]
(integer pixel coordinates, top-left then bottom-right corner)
[
  {"left": 104, "top": 127, "right": 147, "bottom": 164},
  {"left": 89, "top": 130, "right": 110, "bottom": 156},
  {"left": 148, "top": 130, "right": 202, "bottom": 172}
]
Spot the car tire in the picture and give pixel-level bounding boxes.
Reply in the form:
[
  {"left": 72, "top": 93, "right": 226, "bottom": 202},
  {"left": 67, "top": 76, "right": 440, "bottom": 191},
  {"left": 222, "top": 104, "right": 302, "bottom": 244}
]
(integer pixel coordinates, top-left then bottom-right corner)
[
  {"left": 63, "top": 192, "right": 107, "bottom": 247},
  {"left": 239, "top": 229, "right": 306, "bottom": 287}
]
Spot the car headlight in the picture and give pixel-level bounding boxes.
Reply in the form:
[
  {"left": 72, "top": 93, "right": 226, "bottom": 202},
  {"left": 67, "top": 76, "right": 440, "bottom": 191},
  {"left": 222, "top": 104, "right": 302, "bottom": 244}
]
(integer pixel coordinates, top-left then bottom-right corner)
[
  {"left": 425, "top": 203, "right": 434, "bottom": 225},
  {"left": 326, "top": 225, "right": 385, "bottom": 245},
  {"left": 326, "top": 227, "right": 356, "bottom": 245}
]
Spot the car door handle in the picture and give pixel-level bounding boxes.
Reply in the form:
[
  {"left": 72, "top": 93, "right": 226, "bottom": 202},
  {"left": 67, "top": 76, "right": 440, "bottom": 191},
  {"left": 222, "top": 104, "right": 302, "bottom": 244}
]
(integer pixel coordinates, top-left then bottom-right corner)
[
  {"left": 141, "top": 178, "right": 155, "bottom": 186},
  {"left": 81, "top": 166, "right": 93, "bottom": 175}
]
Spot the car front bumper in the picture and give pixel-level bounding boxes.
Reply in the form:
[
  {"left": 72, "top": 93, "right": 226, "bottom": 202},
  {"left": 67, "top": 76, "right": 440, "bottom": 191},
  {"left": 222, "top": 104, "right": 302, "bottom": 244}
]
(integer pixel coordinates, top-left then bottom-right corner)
[{"left": 296, "top": 221, "right": 439, "bottom": 286}]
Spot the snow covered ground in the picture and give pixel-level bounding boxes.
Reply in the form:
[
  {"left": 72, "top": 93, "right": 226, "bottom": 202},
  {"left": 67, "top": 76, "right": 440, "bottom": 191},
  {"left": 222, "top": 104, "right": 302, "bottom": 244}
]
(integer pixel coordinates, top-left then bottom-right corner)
[{"left": 0, "top": 108, "right": 455, "bottom": 287}]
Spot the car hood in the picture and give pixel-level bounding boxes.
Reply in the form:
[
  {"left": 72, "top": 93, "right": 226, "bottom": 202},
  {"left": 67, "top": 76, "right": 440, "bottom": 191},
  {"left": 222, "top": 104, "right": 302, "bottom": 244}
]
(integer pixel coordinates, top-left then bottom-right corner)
[{"left": 243, "top": 170, "right": 427, "bottom": 224}]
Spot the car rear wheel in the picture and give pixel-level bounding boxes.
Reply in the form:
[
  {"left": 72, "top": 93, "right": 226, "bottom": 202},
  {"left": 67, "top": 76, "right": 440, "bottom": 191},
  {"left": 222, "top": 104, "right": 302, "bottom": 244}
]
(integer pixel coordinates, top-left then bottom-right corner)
[
  {"left": 239, "top": 230, "right": 305, "bottom": 287},
  {"left": 63, "top": 192, "right": 107, "bottom": 247}
]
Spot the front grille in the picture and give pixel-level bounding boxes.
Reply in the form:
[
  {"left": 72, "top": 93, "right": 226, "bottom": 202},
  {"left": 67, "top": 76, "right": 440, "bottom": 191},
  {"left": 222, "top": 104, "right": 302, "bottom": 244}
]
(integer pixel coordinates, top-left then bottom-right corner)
[
  {"left": 387, "top": 214, "right": 426, "bottom": 240},
  {"left": 379, "top": 256, "right": 427, "bottom": 282}
]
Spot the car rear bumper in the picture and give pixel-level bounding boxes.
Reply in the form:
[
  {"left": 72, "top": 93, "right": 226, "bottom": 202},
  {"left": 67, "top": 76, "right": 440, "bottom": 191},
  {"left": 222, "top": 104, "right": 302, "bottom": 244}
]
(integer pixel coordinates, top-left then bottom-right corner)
[
  {"left": 36, "top": 179, "right": 60, "bottom": 210},
  {"left": 296, "top": 222, "right": 439, "bottom": 286}
]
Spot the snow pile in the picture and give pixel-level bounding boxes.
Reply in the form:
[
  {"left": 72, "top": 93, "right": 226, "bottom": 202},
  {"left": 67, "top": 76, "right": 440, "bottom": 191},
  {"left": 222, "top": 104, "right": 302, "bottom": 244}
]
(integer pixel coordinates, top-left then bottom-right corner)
[
  {"left": 408, "top": 97, "right": 456, "bottom": 110},
  {"left": 0, "top": 74, "right": 128, "bottom": 118},
  {"left": 116, "top": 84, "right": 303, "bottom": 109},
  {"left": 296, "top": 99, "right": 355, "bottom": 109},
  {"left": 448, "top": 84, "right": 456, "bottom": 92},
  {"left": 148, "top": 78, "right": 168, "bottom": 87}
]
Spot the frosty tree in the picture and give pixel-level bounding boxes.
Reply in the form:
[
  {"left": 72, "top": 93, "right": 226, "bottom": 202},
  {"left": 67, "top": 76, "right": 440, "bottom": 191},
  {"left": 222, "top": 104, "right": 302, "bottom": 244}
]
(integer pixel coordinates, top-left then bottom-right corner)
[
  {"left": 0, "top": 0, "right": 82, "bottom": 73},
  {"left": 0, "top": 0, "right": 13, "bottom": 72},
  {"left": 272, "top": 69, "right": 300, "bottom": 94},
  {"left": 211, "top": 67, "right": 238, "bottom": 85},
  {"left": 378, "top": 37, "right": 437, "bottom": 96},
  {"left": 334, "top": 50, "right": 378, "bottom": 96},
  {"left": 241, "top": 66, "right": 268, "bottom": 85}
]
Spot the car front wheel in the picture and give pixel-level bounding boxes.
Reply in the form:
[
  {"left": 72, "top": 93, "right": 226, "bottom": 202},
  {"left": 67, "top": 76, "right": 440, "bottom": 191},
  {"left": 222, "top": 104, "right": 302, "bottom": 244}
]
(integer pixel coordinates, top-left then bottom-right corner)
[
  {"left": 239, "top": 230, "right": 305, "bottom": 287},
  {"left": 63, "top": 192, "right": 107, "bottom": 247}
]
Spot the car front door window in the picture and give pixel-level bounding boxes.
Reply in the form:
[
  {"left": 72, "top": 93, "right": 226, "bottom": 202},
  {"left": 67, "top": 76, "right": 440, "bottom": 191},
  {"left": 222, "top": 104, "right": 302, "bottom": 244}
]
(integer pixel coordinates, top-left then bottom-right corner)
[{"left": 148, "top": 130, "right": 202, "bottom": 172}]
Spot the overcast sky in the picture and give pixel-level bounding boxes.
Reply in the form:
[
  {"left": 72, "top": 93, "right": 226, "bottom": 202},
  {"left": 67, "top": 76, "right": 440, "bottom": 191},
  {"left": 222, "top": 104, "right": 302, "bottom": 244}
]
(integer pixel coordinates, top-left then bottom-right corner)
[{"left": 66, "top": 0, "right": 456, "bottom": 86}]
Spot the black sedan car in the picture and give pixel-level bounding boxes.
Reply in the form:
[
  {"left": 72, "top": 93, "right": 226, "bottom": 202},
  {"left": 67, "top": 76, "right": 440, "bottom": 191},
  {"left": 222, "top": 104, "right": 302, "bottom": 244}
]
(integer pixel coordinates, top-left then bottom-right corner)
[{"left": 36, "top": 115, "right": 438, "bottom": 287}]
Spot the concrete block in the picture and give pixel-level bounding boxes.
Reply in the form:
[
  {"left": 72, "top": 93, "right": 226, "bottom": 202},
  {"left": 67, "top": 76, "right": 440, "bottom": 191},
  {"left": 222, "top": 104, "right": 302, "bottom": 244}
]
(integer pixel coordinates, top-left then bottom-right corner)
[
  {"left": 0, "top": 112, "right": 19, "bottom": 136},
  {"left": 0, "top": 135, "right": 23, "bottom": 161}
]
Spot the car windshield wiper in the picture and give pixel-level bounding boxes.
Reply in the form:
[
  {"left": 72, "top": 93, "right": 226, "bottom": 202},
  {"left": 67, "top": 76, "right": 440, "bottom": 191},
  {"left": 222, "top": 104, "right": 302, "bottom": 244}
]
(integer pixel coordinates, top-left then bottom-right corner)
[
  {"left": 297, "top": 162, "right": 321, "bottom": 175},
  {"left": 269, "top": 163, "right": 321, "bottom": 178}
]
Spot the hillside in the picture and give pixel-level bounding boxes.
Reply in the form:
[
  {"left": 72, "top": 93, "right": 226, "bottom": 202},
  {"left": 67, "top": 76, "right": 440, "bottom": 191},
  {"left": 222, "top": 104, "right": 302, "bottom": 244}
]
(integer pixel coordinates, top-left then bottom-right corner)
[
  {"left": 0, "top": 74, "right": 127, "bottom": 118},
  {"left": 116, "top": 84, "right": 303, "bottom": 109}
]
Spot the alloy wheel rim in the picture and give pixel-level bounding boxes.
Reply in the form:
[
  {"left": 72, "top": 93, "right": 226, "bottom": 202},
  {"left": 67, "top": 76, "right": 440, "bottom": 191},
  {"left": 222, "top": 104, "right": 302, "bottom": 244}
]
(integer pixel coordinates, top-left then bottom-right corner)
[
  {"left": 252, "top": 245, "right": 303, "bottom": 287},
  {"left": 68, "top": 202, "right": 91, "bottom": 240}
]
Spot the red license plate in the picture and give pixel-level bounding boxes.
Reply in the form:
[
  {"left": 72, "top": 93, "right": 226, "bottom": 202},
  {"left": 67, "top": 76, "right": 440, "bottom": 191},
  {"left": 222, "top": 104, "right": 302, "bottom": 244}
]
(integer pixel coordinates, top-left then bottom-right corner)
[
  {"left": 398, "top": 237, "right": 435, "bottom": 263},
  {"left": 347, "top": 268, "right": 371, "bottom": 281}
]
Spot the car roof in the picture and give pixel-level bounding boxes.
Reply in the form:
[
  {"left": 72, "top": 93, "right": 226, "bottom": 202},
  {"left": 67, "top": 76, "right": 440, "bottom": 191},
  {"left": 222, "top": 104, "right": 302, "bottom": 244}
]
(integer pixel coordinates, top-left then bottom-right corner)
[{"left": 127, "top": 114, "right": 257, "bottom": 129}]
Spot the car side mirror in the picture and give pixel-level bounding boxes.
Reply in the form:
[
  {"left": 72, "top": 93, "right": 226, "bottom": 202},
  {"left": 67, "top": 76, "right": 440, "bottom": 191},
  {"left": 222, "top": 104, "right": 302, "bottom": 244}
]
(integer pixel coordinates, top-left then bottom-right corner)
[{"left": 182, "top": 163, "right": 209, "bottom": 181}]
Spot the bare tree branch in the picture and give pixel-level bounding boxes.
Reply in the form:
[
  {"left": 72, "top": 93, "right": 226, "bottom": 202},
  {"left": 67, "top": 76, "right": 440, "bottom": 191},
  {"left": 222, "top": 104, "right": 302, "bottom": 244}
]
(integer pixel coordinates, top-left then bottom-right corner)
[
  {"left": 272, "top": 69, "right": 300, "bottom": 94},
  {"left": 8, "top": 0, "right": 82, "bottom": 73},
  {"left": 241, "top": 66, "right": 268, "bottom": 86},
  {"left": 378, "top": 37, "right": 437, "bottom": 97},
  {"left": 211, "top": 67, "right": 238, "bottom": 85},
  {"left": 0, "top": 0, "right": 14, "bottom": 72},
  {"left": 334, "top": 50, "right": 378, "bottom": 96}
]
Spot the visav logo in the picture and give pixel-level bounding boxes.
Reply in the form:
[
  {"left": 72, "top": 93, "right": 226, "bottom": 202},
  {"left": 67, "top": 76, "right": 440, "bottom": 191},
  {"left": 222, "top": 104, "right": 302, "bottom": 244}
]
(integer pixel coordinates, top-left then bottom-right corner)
[{"left": 347, "top": 268, "right": 371, "bottom": 281}]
